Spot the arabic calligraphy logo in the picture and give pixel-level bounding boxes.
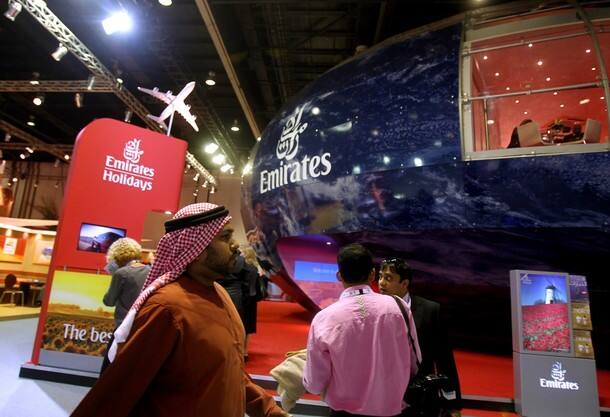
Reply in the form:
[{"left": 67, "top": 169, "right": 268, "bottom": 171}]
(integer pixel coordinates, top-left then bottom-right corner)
[
  {"left": 551, "top": 362, "right": 566, "bottom": 382},
  {"left": 276, "top": 106, "right": 308, "bottom": 161},
  {"left": 123, "top": 139, "right": 144, "bottom": 163}
]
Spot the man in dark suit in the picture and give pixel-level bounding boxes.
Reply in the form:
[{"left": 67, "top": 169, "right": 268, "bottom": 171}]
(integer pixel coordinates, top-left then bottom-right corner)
[{"left": 379, "top": 258, "right": 461, "bottom": 417}]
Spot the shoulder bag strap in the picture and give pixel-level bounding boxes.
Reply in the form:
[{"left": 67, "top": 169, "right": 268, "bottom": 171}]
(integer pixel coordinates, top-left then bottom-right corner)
[{"left": 393, "top": 295, "right": 421, "bottom": 369}]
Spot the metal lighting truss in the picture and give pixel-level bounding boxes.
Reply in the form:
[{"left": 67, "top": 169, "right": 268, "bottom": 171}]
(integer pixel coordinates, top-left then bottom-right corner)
[
  {"left": 13, "top": 0, "right": 217, "bottom": 186},
  {"left": 0, "top": 118, "right": 70, "bottom": 161},
  {"left": 0, "top": 79, "right": 114, "bottom": 93}
]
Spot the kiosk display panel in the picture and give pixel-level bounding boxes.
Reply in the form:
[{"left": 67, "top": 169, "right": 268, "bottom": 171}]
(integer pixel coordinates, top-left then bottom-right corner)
[{"left": 511, "top": 270, "right": 573, "bottom": 355}]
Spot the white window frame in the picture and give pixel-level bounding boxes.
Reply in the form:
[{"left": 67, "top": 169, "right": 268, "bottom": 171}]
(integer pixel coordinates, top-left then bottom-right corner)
[{"left": 460, "top": 7, "right": 610, "bottom": 161}]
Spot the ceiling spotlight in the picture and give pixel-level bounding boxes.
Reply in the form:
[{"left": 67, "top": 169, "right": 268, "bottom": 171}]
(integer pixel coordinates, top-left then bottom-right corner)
[
  {"left": 487, "top": 120, "right": 495, "bottom": 125},
  {"left": 545, "top": 77, "right": 551, "bottom": 82},
  {"left": 212, "top": 154, "right": 226, "bottom": 165},
  {"left": 51, "top": 44, "right": 68, "bottom": 61},
  {"left": 205, "top": 71, "right": 216, "bottom": 86},
  {"left": 4, "top": 133, "right": 11, "bottom": 142},
  {"left": 537, "top": 60, "right": 543, "bottom": 66},
  {"left": 210, "top": 186, "right": 216, "bottom": 194},
  {"left": 54, "top": 159, "right": 60, "bottom": 168},
  {"left": 27, "top": 116, "right": 35, "bottom": 127},
  {"left": 124, "top": 109, "right": 133, "bottom": 123},
  {"left": 86, "top": 75, "right": 96, "bottom": 91},
  {"left": 204, "top": 143, "right": 219, "bottom": 154},
  {"left": 592, "top": 67, "right": 596, "bottom": 71},
  {"left": 580, "top": 99, "right": 590, "bottom": 105},
  {"left": 483, "top": 55, "right": 488, "bottom": 60},
  {"left": 528, "top": 43, "right": 533, "bottom": 48},
  {"left": 505, "top": 87, "right": 510, "bottom": 91},
  {"left": 553, "top": 92, "right": 558, "bottom": 96},
  {"left": 75, "top": 93, "right": 84, "bottom": 108},
  {"left": 12, "top": 177, "right": 18, "bottom": 183},
  {"left": 33, "top": 93, "right": 45, "bottom": 106},
  {"left": 515, "top": 99, "right": 520, "bottom": 104},
  {"left": 193, "top": 173, "right": 200, "bottom": 182},
  {"left": 230, "top": 120, "right": 240, "bottom": 132},
  {"left": 242, "top": 163, "right": 252, "bottom": 176},
  {"left": 523, "top": 111, "right": 528, "bottom": 115},
  {"left": 19, "top": 153, "right": 26, "bottom": 160},
  {"left": 64, "top": 154, "right": 70, "bottom": 160},
  {"left": 4, "top": 1, "right": 22, "bottom": 21},
  {"left": 586, "top": 49, "right": 591, "bottom": 53},
  {"left": 220, "top": 164, "right": 231, "bottom": 173},
  {"left": 30, "top": 72, "right": 40, "bottom": 85},
  {"left": 159, "top": 0, "right": 173, "bottom": 5},
  {"left": 560, "top": 104, "right": 564, "bottom": 108},
  {"left": 202, "top": 180, "right": 208, "bottom": 188},
  {"left": 256, "top": 136, "right": 261, "bottom": 142},
  {"left": 311, "top": 106, "right": 321, "bottom": 115},
  {"left": 103, "top": 11, "right": 133, "bottom": 35},
  {"left": 494, "top": 72, "right": 500, "bottom": 77},
  {"left": 25, "top": 146, "right": 34, "bottom": 154}
]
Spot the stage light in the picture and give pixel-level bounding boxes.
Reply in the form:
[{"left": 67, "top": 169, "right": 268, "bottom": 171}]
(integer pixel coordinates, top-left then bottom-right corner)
[
  {"left": 242, "top": 163, "right": 252, "bottom": 176},
  {"left": 210, "top": 186, "right": 216, "bottom": 194},
  {"left": 103, "top": 11, "right": 133, "bottom": 35},
  {"left": 159, "top": 0, "right": 173, "bottom": 5},
  {"left": 51, "top": 44, "right": 68, "bottom": 61},
  {"left": 202, "top": 181, "right": 208, "bottom": 189},
  {"left": 205, "top": 71, "right": 216, "bottom": 86},
  {"left": 30, "top": 72, "right": 40, "bottom": 85},
  {"left": 220, "top": 164, "right": 231, "bottom": 173},
  {"left": 193, "top": 173, "right": 200, "bottom": 182},
  {"left": 12, "top": 177, "right": 18, "bottom": 183},
  {"left": 4, "top": 133, "right": 11, "bottom": 142},
  {"left": 19, "top": 153, "right": 26, "bottom": 159},
  {"left": 54, "top": 159, "right": 60, "bottom": 168},
  {"left": 25, "top": 146, "right": 34, "bottom": 154},
  {"left": 27, "top": 116, "right": 35, "bottom": 127},
  {"left": 204, "top": 143, "right": 219, "bottom": 154},
  {"left": 212, "top": 154, "right": 225, "bottom": 165},
  {"left": 75, "top": 93, "right": 84, "bottom": 108},
  {"left": 230, "top": 120, "right": 239, "bottom": 132},
  {"left": 86, "top": 75, "right": 96, "bottom": 91},
  {"left": 4, "top": 1, "right": 22, "bottom": 21},
  {"left": 124, "top": 109, "right": 133, "bottom": 123},
  {"left": 311, "top": 107, "right": 320, "bottom": 115},
  {"left": 382, "top": 155, "right": 390, "bottom": 165},
  {"left": 33, "top": 93, "right": 45, "bottom": 106},
  {"left": 413, "top": 157, "right": 423, "bottom": 167},
  {"left": 256, "top": 136, "right": 261, "bottom": 142},
  {"left": 64, "top": 154, "right": 70, "bottom": 160}
]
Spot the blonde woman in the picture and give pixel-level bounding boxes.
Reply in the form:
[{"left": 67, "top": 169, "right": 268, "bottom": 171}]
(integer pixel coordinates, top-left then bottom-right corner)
[{"left": 103, "top": 238, "right": 150, "bottom": 328}]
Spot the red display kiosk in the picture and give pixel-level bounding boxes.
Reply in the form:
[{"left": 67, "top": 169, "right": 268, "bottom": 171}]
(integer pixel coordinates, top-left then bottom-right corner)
[{"left": 21, "top": 119, "right": 187, "bottom": 383}]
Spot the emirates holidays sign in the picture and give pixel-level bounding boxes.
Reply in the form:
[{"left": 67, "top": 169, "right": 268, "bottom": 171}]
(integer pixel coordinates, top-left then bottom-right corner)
[{"left": 103, "top": 139, "right": 156, "bottom": 192}]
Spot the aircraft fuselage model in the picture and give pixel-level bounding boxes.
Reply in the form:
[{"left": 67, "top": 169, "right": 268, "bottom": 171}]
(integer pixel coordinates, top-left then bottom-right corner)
[{"left": 137, "top": 81, "right": 199, "bottom": 134}]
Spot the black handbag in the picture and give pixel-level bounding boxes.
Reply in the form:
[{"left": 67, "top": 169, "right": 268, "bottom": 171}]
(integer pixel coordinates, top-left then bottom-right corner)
[{"left": 393, "top": 296, "right": 451, "bottom": 417}]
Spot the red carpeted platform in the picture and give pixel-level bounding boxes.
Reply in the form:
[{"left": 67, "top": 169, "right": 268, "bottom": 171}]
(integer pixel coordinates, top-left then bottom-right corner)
[{"left": 246, "top": 300, "right": 610, "bottom": 412}]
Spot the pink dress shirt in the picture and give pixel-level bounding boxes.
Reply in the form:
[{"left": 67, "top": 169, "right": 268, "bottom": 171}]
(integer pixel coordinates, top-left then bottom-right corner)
[{"left": 303, "top": 285, "right": 421, "bottom": 416}]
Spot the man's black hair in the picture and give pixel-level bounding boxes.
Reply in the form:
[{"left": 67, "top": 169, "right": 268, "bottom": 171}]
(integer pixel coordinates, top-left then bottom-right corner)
[
  {"left": 337, "top": 243, "right": 374, "bottom": 284},
  {"left": 380, "top": 258, "right": 413, "bottom": 283}
]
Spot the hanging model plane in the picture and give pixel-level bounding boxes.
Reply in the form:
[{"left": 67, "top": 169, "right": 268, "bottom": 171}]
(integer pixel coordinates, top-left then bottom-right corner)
[{"left": 137, "top": 81, "right": 199, "bottom": 133}]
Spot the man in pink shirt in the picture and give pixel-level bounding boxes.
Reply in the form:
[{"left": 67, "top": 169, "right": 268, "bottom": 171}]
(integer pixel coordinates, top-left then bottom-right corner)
[{"left": 303, "top": 244, "right": 421, "bottom": 417}]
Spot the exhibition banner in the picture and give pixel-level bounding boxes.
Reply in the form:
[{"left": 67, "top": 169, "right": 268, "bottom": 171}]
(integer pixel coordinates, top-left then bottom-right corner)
[
  {"left": 41, "top": 271, "right": 113, "bottom": 357},
  {"left": 30, "top": 119, "right": 187, "bottom": 370}
]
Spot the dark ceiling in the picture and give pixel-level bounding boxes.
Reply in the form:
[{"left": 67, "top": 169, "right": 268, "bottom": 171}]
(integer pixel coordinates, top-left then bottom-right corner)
[{"left": 0, "top": 0, "right": 515, "bottom": 171}]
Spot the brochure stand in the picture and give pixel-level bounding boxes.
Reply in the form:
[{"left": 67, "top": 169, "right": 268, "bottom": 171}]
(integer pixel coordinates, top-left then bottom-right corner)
[{"left": 510, "top": 270, "right": 599, "bottom": 417}]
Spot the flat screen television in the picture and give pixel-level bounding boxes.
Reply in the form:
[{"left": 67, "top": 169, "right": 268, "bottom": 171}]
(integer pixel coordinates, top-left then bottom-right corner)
[
  {"left": 77, "top": 223, "right": 126, "bottom": 254},
  {"left": 510, "top": 270, "right": 573, "bottom": 356},
  {"left": 294, "top": 261, "right": 338, "bottom": 282}
]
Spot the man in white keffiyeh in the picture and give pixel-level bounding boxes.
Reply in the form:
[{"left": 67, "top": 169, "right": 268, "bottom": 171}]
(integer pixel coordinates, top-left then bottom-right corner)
[{"left": 72, "top": 203, "right": 289, "bottom": 417}]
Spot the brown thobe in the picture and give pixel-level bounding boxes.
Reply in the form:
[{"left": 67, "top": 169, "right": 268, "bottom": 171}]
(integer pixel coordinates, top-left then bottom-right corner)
[{"left": 72, "top": 276, "right": 284, "bottom": 417}]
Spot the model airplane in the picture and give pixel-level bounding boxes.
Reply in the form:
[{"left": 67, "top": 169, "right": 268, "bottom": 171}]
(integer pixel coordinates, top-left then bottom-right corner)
[{"left": 137, "top": 81, "right": 199, "bottom": 134}]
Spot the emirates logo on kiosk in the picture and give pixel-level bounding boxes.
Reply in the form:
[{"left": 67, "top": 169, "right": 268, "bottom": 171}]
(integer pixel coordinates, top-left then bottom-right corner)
[
  {"left": 260, "top": 106, "right": 332, "bottom": 194},
  {"left": 539, "top": 362, "right": 580, "bottom": 390},
  {"left": 103, "top": 139, "right": 156, "bottom": 192}
]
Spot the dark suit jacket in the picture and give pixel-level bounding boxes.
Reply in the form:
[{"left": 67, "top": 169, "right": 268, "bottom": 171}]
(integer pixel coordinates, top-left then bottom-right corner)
[{"left": 410, "top": 295, "right": 462, "bottom": 409}]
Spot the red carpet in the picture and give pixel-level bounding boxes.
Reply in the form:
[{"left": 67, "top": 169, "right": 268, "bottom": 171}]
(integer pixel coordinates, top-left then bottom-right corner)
[{"left": 246, "top": 301, "right": 610, "bottom": 410}]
